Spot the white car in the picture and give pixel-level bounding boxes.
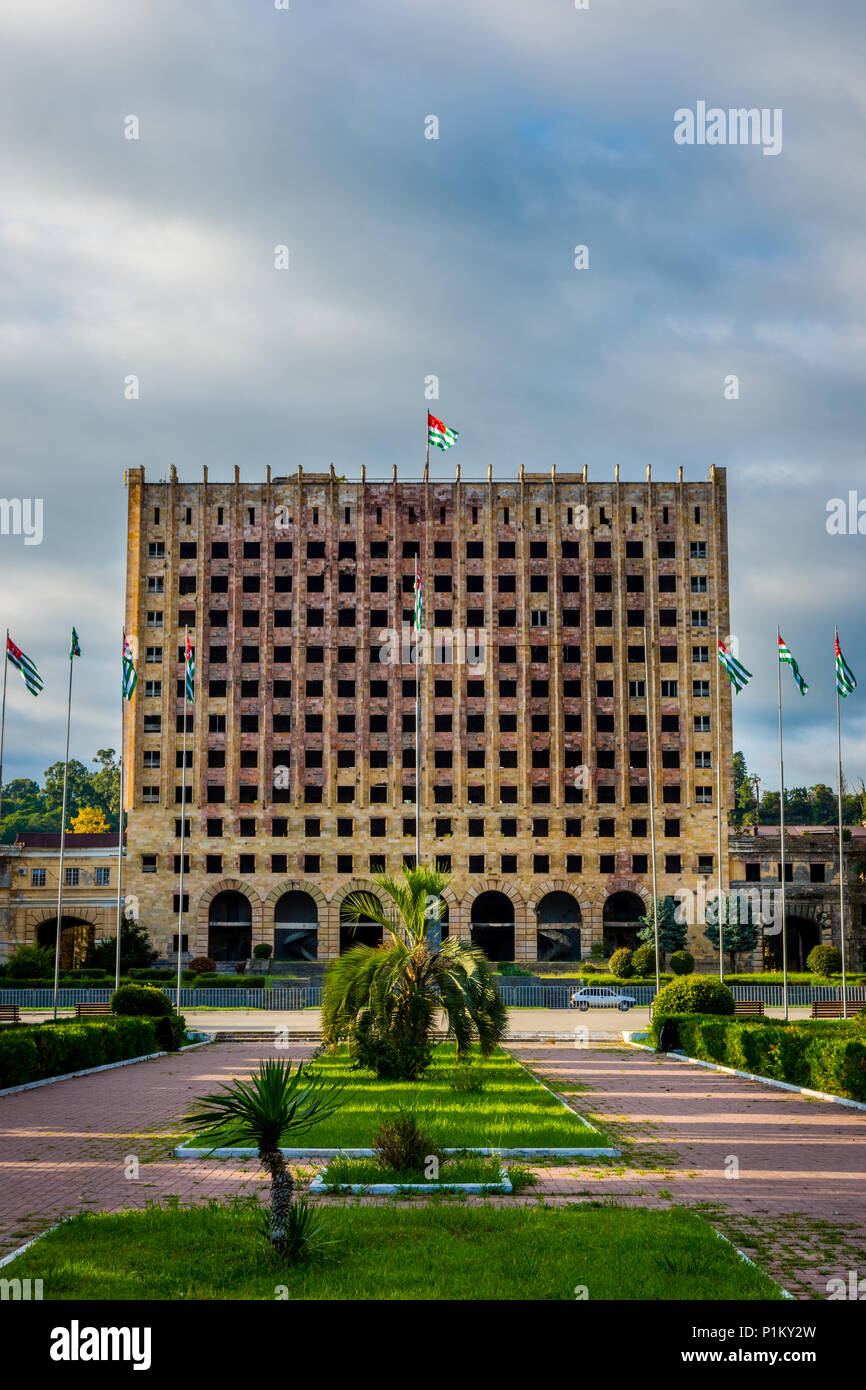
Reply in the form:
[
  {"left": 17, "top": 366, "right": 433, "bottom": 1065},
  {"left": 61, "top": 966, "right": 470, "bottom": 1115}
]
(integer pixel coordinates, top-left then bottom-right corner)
[{"left": 570, "top": 985, "right": 636, "bottom": 1012}]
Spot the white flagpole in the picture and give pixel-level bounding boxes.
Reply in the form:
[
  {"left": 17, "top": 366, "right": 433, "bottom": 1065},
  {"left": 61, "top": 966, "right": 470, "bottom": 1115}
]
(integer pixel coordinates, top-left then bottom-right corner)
[
  {"left": 643, "top": 626, "right": 660, "bottom": 993},
  {"left": 776, "top": 627, "right": 789, "bottom": 1023},
  {"left": 715, "top": 624, "right": 725, "bottom": 982},
  {"left": 835, "top": 632, "right": 848, "bottom": 1019},
  {"left": 52, "top": 647, "right": 75, "bottom": 1020},
  {"left": 0, "top": 631, "right": 9, "bottom": 835},
  {"left": 176, "top": 629, "right": 189, "bottom": 1013}
]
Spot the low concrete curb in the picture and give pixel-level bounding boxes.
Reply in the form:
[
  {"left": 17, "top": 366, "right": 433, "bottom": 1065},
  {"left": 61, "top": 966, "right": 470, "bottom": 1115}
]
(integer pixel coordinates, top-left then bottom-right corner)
[
  {"left": 623, "top": 1037, "right": 866, "bottom": 1112},
  {"left": 0, "top": 1037, "right": 213, "bottom": 1099},
  {"left": 174, "top": 1141, "right": 621, "bottom": 1159}
]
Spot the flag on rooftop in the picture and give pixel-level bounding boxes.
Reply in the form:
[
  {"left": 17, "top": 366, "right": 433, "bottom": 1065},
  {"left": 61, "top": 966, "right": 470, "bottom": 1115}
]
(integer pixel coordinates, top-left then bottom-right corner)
[
  {"left": 184, "top": 629, "right": 195, "bottom": 704},
  {"left": 427, "top": 412, "right": 459, "bottom": 451}
]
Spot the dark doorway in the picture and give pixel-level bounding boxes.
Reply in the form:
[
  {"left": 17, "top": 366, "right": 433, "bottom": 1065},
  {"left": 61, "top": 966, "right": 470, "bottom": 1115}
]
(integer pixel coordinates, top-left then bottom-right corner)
[
  {"left": 208, "top": 891, "right": 252, "bottom": 962},
  {"left": 274, "top": 890, "right": 319, "bottom": 960},
  {"left": 602, "top": 890, "right": 644, "bottom": 955},
  {"left": 765, "top": 914, "right": 821, "bottom": 972},
  {"left": 340, "top": 896, "right": 384, "bottom": 953},
  {"left": 471, "top": 891, "right": 515, "bottom": 961},
  {"left": 536, "top": 892, "right": 582, "bottom": 961},
  {"left": 37, "top": 917, "right": 93, "bottom": 971}
]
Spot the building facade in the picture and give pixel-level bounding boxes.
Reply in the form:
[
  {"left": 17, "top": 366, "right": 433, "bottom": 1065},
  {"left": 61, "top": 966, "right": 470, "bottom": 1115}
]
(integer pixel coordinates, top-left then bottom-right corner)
[
  {"left": 0, "top": 833, "right": 122, "bottom": 967},
  {"left": 122, "top": 462, "right": 735, "bottom": 965}
]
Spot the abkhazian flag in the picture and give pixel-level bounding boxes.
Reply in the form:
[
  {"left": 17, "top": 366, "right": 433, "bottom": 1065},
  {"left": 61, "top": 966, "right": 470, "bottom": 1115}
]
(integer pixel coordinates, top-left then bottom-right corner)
[
  {"left": 778, "top": 633, "right": 808, "bottom": 696},
  {"left": 718, "top": 639, "right": 752, "bottom": 694},
  {"left": 835, "top": 628, "right": 856, "bottom": 698},
  {"left": 427, "top": 412, "right": 459, "bottom": 451},
  {"left": 184, "top": 629, "right": 195, "bottom": 703},
  {"left": 69, "top": 627, "right": 81, "bottom": 659},
  {"left": 413, "top": 558, "right": 423, "bottom": 632},
  {"left": 6, "top": 637, "right": 43, "bottom": 697},
  {"left": 122, "top": 632, "right": 137, "bottom": 701}
]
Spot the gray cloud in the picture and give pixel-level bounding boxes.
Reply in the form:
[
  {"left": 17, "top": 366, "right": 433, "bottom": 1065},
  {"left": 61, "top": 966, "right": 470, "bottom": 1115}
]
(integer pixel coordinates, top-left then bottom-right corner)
[{"left": 1, "top": 0, "right": 865, "bottom": 798}]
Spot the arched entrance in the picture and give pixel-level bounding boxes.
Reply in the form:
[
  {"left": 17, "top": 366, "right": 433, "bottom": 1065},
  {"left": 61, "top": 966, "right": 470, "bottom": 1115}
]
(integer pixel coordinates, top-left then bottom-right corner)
[
  {"left": 274, "top": 891, "right": 319, "bottom": 960},
  {"left": 471, "top": 891, "right": 515, "bottom": 961},
  {"left": 536, "top": 892, "right": 582, "bottom": 961},
  {"left": 208, "top": 891, "right": 252, "bottom": 962},
  {"left": 603, "top": 891, "right": 644, "bottom": 955},
  {"left": 340, "top": 895, "right": 384, "bottom": 953},
  {"left": 37, "top": 917, "right": 93, "bottom": 971},
  {"left": 764, "top": 914, "right": 822, "bottom": 972}
]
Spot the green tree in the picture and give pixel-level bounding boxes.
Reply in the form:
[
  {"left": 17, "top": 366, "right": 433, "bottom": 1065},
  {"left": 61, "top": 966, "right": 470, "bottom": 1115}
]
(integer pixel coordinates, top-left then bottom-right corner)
[
  {"left": 42, "top": 759, "right": 95, "bottom": 825},
  {"left": 637, "top": 896, "right": 686, "bottom": 963},
  {"left": 704, "top": 892, "right": 760, "bottom": 972},
  {"left": 732, "top": 751, "right": 755, "bottom": 827},
  {"left": 322, "top": 864, "right": 507, "bottom": 1079},
  {"left": 86, "top": 914, "right": 157, "bottom": 974},
  {"left": 90, "top": 749, "right": 121, "bottom": 827}
]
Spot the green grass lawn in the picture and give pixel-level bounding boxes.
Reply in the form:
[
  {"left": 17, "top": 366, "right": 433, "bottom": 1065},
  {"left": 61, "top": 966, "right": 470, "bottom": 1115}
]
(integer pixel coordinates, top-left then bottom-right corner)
[
  {"left": 181, "top": 1044, "right": 611, "bottom": 1150},
  {"left": 8, "top": 1199, "right": 784, "bottom": 1300},
  {"left": 318, "top": 1153, "right": 504, "bottom": 1189}
]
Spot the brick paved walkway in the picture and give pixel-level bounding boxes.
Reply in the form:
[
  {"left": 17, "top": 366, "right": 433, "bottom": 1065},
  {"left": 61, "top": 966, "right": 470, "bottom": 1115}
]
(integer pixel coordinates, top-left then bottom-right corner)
[
  {"left": 507, "top": 1042, "right": 866, "bottom": 1298},
  {"left": 0, "top": 1041, "right": 316, "bottom": 1258},
  {"left": 1, "top": 1039, "right": 863, "bottom": 1297}
]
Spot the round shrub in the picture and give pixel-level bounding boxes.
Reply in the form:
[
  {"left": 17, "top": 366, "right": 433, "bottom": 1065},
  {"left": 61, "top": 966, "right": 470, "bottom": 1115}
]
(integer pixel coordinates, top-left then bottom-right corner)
[
  {"left": 669, "top": 950, "right": 695, "bottom": 976},
  {"left": 609, "top": 947, "right": 635, "bottom": 979},
  {"left": 189, "top": 956, "right": 216, "bottom": 974},
  {"left": 806, "top": 944, "right": 843, "bottom": 978},
  {"left": 252, "top": 943, "right": 273, "bottom": 960},
  {"left": 110, "top": 983, "right": 173, "bottom": 1017},
  {"left": 631, "top": 944, "right": 657, "bottom": 977},
  {"left": 653, "top": 974, "right": 735, "bottom": 1017},
  {"left": 578, "top": 962, "right": 599, "bottom": 975}
]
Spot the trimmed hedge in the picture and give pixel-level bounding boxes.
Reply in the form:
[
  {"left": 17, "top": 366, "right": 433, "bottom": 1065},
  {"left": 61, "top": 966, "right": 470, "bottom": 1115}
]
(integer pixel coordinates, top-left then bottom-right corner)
[
  {"left": 648, "top": 1012, "right": 866, "bottom": 1102},
  {"left": 0, "top": 1017, "right": 159, "bottom": 1088},
  {"left": 110, "top": 983, "right": 173, "bottom": 1017},
  {"left": 653, "top": 975, "right": 735, "bottom": 1017}
]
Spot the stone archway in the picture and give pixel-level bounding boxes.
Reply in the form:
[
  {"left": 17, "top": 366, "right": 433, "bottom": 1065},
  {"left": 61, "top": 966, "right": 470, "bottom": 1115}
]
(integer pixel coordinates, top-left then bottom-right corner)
[
  {"left": 603, "top": 886, "right": 647, "bottom": 955},
  {"left": 197, "top": 879, "right": 263, "bottom": 962},
  {"left": 265, "top": 879, "right": 328, "bottom": 961},
  {"left": 470, "top": 890, "right": 515, "bottom": 962},
  {"left": 330, "top": 879, "right": 387, "bottom": 953},
  {"left": 535, "top": 892, "right": 582, "bottom": 961},
  {"left": 763, "top": 900, "right": 825, "bottom": 972}
]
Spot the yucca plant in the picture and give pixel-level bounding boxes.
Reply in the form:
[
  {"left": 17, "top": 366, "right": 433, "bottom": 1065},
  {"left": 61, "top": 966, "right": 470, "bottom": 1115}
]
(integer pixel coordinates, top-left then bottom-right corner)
[
  {"left": 187, "top": 1058, "right": 342, "bottom": 1257},
  {"left": 322, "top": 864, "right": 507, "bottom": 1079}
]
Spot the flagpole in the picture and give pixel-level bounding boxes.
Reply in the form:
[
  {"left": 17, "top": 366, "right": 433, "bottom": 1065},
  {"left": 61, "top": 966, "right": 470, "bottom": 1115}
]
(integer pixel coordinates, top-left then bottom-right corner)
[
  {"left": 715, "top": 623, "right": 725, "bottom": 982},
  {"left": 52, "top": 652, "right": 75, "bottom": 1020},
  {"left": 776, "top": 627, "right": 789, "bottom": 1022},
  {"left": 835, "top": 635, "right": 848, "bottom": 1019},
  {"left": 0, "top": 631, "right": 9, "bottom": 836},
  {"left": 643, "top": 627, "right": 661, "bottom": 994},
  {"left": 176, "top": 629, "right": 189, "bottom": 1013},
  {"left": 114, "top": 686, "right": 125, "bottom": 994}
]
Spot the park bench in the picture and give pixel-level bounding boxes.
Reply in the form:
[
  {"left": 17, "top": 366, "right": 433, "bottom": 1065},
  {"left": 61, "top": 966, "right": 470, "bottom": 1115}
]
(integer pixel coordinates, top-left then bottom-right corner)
[
  {"left": 0, "top": 1004, "right": 21, "bottom": 1025},
  {"left": 733, "top": 1000, "right": 764, "bottom": 1017},
  {"left": 74, "top": 1002, "right": 112, "bottom": 1020},
  {"left": 810, "top": 1000, "right": 865, "bottom": 1019}
]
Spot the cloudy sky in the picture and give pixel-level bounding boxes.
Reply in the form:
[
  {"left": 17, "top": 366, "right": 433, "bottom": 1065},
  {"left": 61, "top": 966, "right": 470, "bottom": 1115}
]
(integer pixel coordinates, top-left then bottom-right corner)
[{"left": 1, "top": 0, "right": 865, "bottom": 797}]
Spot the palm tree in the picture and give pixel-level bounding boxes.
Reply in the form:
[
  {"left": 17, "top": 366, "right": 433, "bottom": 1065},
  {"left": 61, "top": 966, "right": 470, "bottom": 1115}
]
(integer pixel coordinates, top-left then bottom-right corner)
[
  {"left": 322, "top": 864, "right": 507, "bottom": 1079},
  {"left": 187, "top": 1058, "right": 342, "bottom": 1256}
]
